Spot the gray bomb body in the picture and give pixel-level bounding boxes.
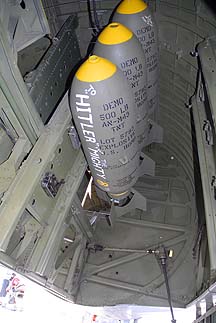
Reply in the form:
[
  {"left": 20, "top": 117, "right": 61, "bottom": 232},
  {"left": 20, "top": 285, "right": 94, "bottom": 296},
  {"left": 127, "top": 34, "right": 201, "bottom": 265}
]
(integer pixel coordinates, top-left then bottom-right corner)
[
  {"left": 70, "top": 56, "right": 140, "bottom": 195},
  {"left": 93, "top": 24, "right": 148, "bottom": 149},
  {"left": 113, "top": 5, "right": 159, "bottom": 115}
]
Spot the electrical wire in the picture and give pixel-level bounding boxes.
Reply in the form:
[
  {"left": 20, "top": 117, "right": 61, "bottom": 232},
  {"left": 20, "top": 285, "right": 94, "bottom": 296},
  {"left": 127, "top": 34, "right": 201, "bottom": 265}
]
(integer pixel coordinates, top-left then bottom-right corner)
[
  {"left": 86, "top": 0, "right": 101, "bottom": 37},
  {"left": 68, "top": 79, "right": 73, "bottom": 118},
  {"left": 87, "top": 0, "right": 97, "bottom": 36},
  {"left": 92, "top": 0, "right": 100, "bottom": 33}
]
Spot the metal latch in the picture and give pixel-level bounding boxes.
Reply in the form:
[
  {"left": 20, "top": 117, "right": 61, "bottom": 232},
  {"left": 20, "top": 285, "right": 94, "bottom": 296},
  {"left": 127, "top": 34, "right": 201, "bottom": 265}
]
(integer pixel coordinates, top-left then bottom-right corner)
[
  {"left": 41, "top": 172, "right": 64, "bottom": 198},
  {"left": 203, "top": 120, "right": 213, "bottom": 145},
  {"left": 211, "top": 176, "right": 216, "bottom": 200}
]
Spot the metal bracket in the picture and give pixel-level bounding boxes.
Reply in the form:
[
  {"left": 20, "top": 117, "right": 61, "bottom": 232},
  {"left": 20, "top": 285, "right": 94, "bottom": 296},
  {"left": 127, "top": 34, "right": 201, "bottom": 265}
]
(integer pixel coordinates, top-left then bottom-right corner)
[
  {"left": 138, "top": 152, "right": 155, "bottom": 177},
  {"left": 203, "top": 120, "right": 213, "bottom": 145},
  {"left": 68, "top": 126, "right": 81, "bottom": 150},
  {"left": 143, "top": 119, "right": 163, "bottom": 146},
  {"left": 198, "top": 81, "right": 205, "bottom": 102},
  {"left": 41, "top": 172, "right": 64, "bottom": 198},
  {"left": 26, "top": 15, "right": 81, "bottom": 123},
  {"left": 211, "top": 176, "right": 216, "bottom": 200}
]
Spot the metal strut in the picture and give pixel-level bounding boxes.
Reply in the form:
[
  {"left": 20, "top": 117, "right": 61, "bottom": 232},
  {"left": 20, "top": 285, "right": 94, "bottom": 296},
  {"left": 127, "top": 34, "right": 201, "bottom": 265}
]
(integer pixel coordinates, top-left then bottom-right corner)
[
  {"left": 87, "top": 243, "right": 176, "bottom": 323},
  {"left": 158, "top": 247, "right": 177, "bottom": 323}
]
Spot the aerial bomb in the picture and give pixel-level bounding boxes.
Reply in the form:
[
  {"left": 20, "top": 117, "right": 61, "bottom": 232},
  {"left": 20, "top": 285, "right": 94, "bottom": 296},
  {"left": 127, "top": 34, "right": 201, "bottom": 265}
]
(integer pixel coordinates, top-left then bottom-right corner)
[
  {"left": 112, "top": 0, "right": 159, "bottom": 115},
  {"left": 70, "top": 55, "right": 140, "bottom": 199},
  {"left": 93, "top": 22, "right": 148, "bottom": 150}
]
